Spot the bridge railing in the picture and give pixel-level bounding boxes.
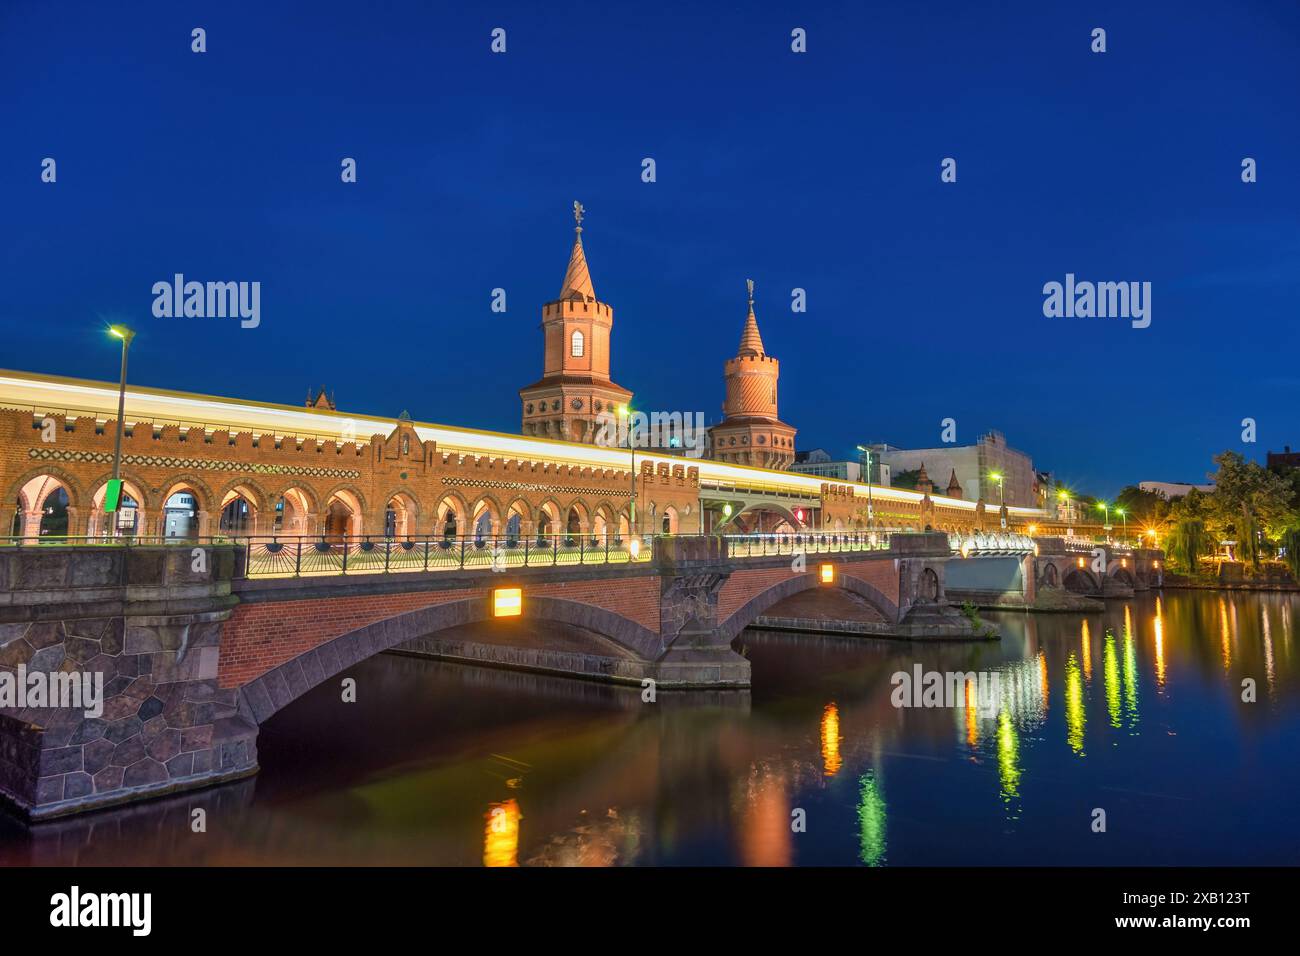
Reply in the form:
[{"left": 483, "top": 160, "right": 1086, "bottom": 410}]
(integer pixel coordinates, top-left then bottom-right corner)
[
  {"left": 720, "top": 530, "right": 898, "bottom": 558},
  {"left": 948, "top": 532, "right": 1037, "bottom": 556},
  {"left": 0, "top": 533, "right": 657, "bottom": 578}
]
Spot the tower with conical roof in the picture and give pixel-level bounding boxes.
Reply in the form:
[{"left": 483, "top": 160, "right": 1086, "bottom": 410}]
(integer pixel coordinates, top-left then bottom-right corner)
[
  {"left": 707, "top": 280, "right": 797, "bottom": 468},
  {"left": 519, "top": 202, "right": 632, "bottom": 442},
  {"left": 946, "top": 468, "right": 963, "bottom": 499}
]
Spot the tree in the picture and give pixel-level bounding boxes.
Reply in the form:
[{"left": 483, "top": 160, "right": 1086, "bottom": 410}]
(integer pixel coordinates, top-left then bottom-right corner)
[
  {"left": 1280, "top": 527, "right": 1300, "bottom": 580},
  {"left": 1169, "top": 518, "right": 1209, "bottom": 574},
  {"left": 1115, "top": 485, "right": 1168, "bottom": 525},
  {"left": 892, "top": 469, "right": 920, "bottom": 491},
  {"left": 1207, "top": 451, "right": 1296, "bottom": 567}
]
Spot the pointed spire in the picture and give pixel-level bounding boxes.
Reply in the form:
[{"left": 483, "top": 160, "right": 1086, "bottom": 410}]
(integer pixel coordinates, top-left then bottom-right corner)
[
  {"left": 946, "top": 469, "right": 963, "bottom": 499},
  {"left": 737, "top": 278, "right": 765, "bottom": 356},
  {"left": 916, "top": 462, "right": 933, "bottom": 494},
  {"left": 560, "top": 200, "right": 595, "bottom": 301}
]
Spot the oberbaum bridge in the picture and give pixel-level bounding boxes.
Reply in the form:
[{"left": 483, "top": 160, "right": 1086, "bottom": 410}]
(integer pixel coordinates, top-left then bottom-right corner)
[{"left": 0, "top": 206, "right": 1163, "bottom": 820}]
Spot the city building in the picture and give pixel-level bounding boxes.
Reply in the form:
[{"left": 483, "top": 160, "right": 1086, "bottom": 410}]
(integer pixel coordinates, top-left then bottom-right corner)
[
  {"left": 874, "top": 431, "right": 1036, "bottom": 508},
  {"left": 791, "top": 449, "right": 861, "bottom": 482},
  {"left": 706, "top": 280, "right": 797, "bottom": 469},
  {"left": 1267, "top": 446, "right": 1300, "bottom": 471},
  {"left": 1139, "top": 480, "right": 1215, "bottom": 499}
]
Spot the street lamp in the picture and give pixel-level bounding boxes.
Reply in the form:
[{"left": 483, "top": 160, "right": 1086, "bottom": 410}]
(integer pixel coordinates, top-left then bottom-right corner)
[
  {"left": 855, "top": 445, "right": 874, "bottom": 530},
  {"left": 989, "top": 470, "right": 1006, "bottom": 528},
  {"left": 1115, "top": 506, "right": 1128, "bottom": 546},
  {"left": 1096, "top": 501, "right": 1111, "bottom": 541},
  {"left": 106, "top": 325, "right": 136, "bottom": 536}
]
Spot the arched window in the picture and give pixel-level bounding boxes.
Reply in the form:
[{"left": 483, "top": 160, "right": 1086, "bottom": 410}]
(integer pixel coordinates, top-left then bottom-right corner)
[{"left": 571, "top": 330, "right": 584, "bottom": 357}]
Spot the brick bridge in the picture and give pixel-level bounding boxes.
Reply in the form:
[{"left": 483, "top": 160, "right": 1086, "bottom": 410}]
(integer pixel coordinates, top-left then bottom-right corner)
[{"left": 0, "top": 531, "right": 989, "bottom": 820}]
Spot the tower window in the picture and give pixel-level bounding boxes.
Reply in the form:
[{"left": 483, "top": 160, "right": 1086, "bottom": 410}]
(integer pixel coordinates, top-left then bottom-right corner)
[{"left": 571, "top": 330, "right": 585, "bottom": 357}]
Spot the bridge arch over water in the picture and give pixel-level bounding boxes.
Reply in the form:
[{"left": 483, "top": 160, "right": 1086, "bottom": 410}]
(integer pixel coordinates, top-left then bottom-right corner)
[{"left": 234, "top": 594, "right": 663, "bottom": 726}]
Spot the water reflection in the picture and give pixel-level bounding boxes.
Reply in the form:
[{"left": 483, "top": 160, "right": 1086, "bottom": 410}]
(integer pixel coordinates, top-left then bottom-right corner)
[
  {"left": 821, "top": 703, "right": 842, "bottom": 777},
  {"left": 1, "top": 591, "right": 1298, "bottom": 866},
  {"left": 1065, "top": 651, "right": 1087, "bottom": 755},
  {"left": 484, "top": 799, "right": 521, "bottom": 867},
  {"left": 857, "top": 770, "right": 887, "bottom": 866}
]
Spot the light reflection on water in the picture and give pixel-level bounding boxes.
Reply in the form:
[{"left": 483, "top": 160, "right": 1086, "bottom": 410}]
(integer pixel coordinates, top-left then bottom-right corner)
[{"left": 1, "top": 590, "right": 1298, "bottom": 866}]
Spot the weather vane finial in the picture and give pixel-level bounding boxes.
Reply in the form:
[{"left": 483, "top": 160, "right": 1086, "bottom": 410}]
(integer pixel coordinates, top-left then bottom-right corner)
[
  {"left": 746, "top": 278, "right": 754, "bottom": 306},
  {"left": 573, "top": 200, "right": 584, "bottom": 233}
]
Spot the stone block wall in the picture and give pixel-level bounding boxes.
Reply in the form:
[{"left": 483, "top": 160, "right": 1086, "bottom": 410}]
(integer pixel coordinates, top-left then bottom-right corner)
[{"left": 0, "top": 545, "right": 255, "bottom": 820}]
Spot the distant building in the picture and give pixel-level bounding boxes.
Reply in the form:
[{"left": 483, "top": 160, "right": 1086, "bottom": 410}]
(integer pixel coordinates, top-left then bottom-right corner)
[
  {"left": 1267, "top": 446, "right": 1300, "bottom": 471},
  {"left": 873, "top": 431, "right": 1035, "bottom": 507},
  {"left": 791, "top": 449, "right": 861, "bottom": 483},
  {"left": 1140, "top": 480, "right": 1214, "bottom": 499}
]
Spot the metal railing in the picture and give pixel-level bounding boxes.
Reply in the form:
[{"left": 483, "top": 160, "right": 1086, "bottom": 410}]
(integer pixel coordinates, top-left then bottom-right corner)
[
  {"left": 0, "top": 533, "right": 658, "bottom": 577},
  {"left": 948, "top": 532, "right": 1038, "bottom": 556},
  {"left": 1, "top": 529, "right": 955, "bottom": 579},
  {"left": 721, "top": 530, "right": 896, "bottom": 557}
]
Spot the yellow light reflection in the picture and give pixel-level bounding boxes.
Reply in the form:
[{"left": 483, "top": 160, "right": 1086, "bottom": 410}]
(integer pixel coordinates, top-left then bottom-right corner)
[
  {"left": 1065, "top": 652, "right": 1086, "bottom": 756},
  {"left": 1263, "top": 607, "right": 1276, "bottom": 693},
  {"left": 857, "top": 770, "right": 887, "bottom": 866},
  {"left": 997, "top": 709, "right": 1021, "bottom": 816},
  {"left": 1122, "top": 613, "right": 1139, "bottom": 729},
  {"left": 963, "top": 678, "right": 979, "bottom": 748},
  {"left": 1039, "top": 651, "right": 1049, "bottom": 709},
  {"left": 484, "top": 798, "right": 522, "bottom": 867},
  {"left": 1153, "top": 596, "right": 1166, "bottom": 690},
  {"left": 1219, "top": 598, "right": 1232, "bottom": 672},
  {"left": 821, "top": 702, "right": 842, "bottom": 776},
  {"left": 1103, "top": 630, "right": 1121, "bottom": 729},
  {"left": 1081, "top": 618, "right": 1093, "bottom": 683}
]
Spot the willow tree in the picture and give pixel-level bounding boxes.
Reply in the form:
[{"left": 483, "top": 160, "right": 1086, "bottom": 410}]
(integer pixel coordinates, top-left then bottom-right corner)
[
  {"left": 1281, "top": 527, "right": 1300, "bottom": 580},
  {"left": 1169, "top": 518, "right": 1208, "bottom": 574}
]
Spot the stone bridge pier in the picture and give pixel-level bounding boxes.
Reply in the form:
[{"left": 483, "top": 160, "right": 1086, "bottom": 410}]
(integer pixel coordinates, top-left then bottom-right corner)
[{"left": 0, "top": 545, "right": 257, "bottom": 821}]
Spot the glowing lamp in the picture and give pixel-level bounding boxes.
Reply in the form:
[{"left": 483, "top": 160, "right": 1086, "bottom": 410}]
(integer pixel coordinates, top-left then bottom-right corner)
[
  {"left": 1121, "top": 558, "right": 1127, "bottom": 568},
  {"left": 1077, "top": 557, "right": 1085, "bottom": 568},
  {"left": 493, "top": 587, "right": 522, "bottom": 618},
  {"left": 629, "top": 538, "right": 641, "bottom": 559},
  {"left": 1027, "top": 524, "right": 1038, "bottom": 536},
  {"left": 820, "top": 563, "right": 834, "bottom": 584},
  {"left": 723, "top": 504, "right": 733, "bottom": 517},
  {"left": 795, "top": 508, "right": 804, "bottom": 522},
  {"left": 1153, "top": 561, "right": 1160, "bottom": 569}
]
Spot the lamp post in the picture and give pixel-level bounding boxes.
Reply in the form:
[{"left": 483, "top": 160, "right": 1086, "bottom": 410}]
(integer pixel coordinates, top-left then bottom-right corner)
[
  {"left": 989, "top": 470, "right": 1006, "bottom": 529},
  {"left": 856, "top": 445, "right": 874, "bottom": 530},
  {"left": 1116, "top": 506, "right": 1127, "bottom": 546},
  {"left": 107, "top": 325, "right": 135, "bottom": 536},
  {"left": 1096, "top": 501, "right": 1111, "bottom": 542}
]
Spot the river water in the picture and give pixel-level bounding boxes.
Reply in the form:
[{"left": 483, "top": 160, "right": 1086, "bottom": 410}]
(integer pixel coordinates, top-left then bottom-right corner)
[{"left": 2, "top": 590, "right": 1297, "bottom": 866}]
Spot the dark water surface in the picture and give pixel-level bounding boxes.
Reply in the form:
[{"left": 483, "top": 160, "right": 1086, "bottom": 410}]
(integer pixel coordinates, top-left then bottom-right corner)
[{"left": 2, "top": 590, "right": 1298, "bottom": 866}]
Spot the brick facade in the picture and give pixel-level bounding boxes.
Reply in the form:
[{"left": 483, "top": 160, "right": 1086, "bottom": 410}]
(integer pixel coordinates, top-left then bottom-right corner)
[{"left": 0, "top": 408, "right": 702, "bottom": 540}]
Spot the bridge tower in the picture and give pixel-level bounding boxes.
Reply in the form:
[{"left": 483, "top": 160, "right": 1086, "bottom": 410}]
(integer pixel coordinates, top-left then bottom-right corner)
[
  {"left": 519, "top": 201, "right": 633, "bottom": 444},
  {"left": 708, "top": 280, "right": 797, "bottom": 468}
]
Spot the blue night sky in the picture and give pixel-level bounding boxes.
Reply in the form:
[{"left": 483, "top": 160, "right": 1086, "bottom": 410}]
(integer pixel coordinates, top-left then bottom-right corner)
[{"left": 2, "top": 0, "right": 1297, "bottom": 498}]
